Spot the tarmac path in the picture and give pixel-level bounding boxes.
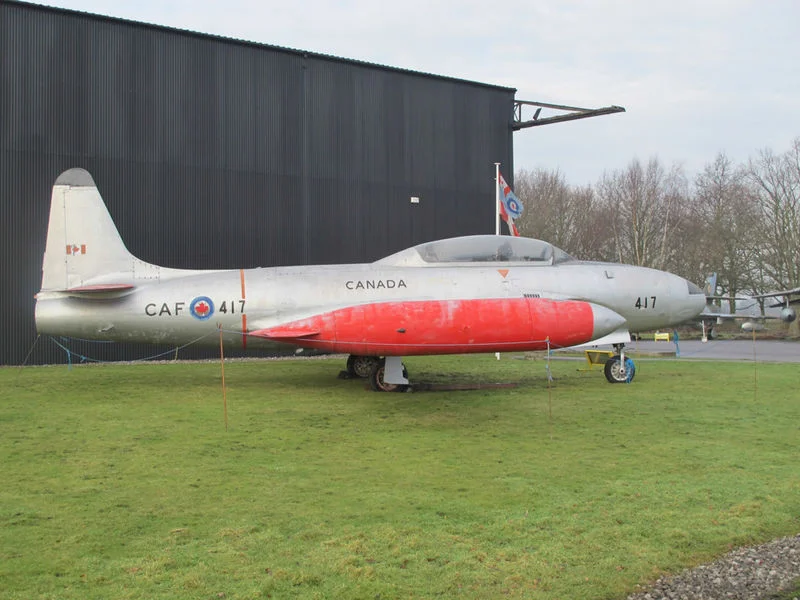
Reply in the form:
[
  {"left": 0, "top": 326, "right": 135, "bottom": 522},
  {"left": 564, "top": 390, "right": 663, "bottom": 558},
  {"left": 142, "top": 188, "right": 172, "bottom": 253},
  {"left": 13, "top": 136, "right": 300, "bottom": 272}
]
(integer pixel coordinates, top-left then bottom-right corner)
[{"left": 625, "top": 339, "right": 800, "bottom": 363}]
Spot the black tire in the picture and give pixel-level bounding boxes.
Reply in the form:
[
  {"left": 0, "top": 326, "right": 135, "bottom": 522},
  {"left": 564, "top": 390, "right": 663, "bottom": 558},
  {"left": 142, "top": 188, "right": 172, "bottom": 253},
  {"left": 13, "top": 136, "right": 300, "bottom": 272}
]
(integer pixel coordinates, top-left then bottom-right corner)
[
  {"left": 604, "top": 356, "right": 636, "bottom": 383},
  {"left": 346, "top": 355, "right": 379, "bottom": 378},
  {"left": 368, "top": 359, "right": 409, "bottom": 393}
]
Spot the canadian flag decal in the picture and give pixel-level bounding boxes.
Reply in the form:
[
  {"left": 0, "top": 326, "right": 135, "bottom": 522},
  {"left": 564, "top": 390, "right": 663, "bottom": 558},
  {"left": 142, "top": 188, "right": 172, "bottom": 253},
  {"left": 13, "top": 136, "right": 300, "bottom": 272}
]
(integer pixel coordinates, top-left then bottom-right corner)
[{"left": 66, "top": 244, "right": 87, "bottom": 255}]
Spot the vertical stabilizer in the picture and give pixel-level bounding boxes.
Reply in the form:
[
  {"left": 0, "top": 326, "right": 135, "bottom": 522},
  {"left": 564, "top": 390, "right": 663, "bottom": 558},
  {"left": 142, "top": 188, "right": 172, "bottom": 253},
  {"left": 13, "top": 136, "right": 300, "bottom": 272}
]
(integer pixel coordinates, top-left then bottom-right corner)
[
  {"left": 703, "top": 273, "right": 718, "bottom": 297},
  {"left": 40, "top": 168, "right": 135, "bottom": 291}
]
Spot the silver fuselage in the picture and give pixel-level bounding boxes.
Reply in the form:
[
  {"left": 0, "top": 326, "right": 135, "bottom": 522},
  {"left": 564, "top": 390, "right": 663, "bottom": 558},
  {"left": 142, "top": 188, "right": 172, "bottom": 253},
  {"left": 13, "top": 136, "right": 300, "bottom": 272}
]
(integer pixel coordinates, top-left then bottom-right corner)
[{"left": 36, "top": 260, "right": 705, "bottom": 350}]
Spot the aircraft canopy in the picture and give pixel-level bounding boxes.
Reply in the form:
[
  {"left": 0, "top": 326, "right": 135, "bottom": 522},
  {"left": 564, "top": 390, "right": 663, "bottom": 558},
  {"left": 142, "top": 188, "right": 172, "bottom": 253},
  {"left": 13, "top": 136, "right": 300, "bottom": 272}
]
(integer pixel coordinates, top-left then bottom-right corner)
[{"left": 375, "top": 235, "right": 576, "bottom": 267}]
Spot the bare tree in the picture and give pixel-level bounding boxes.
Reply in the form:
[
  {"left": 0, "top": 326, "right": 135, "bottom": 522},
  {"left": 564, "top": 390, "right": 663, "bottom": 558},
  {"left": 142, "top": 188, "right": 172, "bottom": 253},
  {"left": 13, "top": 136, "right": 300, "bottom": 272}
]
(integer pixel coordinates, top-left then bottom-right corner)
[
  {"left": 748, "top": 139, "right": 800, "bottom": 335},
  {"left": 748, "top": 138, "right": 800, "bottom": 290},
  {"left": 514, "top": 168, "right": 612, "bottom": 260},
  {"left": 691, "top": 152, "right": 761, "bottom": 312},
  {"left": 595, "top": 158, "right": 688, "bottom": 271}
]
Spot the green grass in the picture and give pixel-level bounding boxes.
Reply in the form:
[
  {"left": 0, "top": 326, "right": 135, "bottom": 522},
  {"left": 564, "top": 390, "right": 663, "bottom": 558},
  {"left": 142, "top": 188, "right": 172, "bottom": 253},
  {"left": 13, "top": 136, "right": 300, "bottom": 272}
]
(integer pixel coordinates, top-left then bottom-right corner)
[{"left": 1, "top": 355, "right": 798, "bottom": 599}]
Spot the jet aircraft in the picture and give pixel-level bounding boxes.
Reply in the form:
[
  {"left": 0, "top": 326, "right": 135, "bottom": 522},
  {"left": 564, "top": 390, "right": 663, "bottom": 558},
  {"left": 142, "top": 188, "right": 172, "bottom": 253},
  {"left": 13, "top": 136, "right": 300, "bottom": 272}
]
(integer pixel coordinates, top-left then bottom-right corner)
[
  {"left": 697, "top": 273, "right": 799, "bottom": 340},
  {"left": 35, "top": 168, "right": 707, "bottom": 390}
]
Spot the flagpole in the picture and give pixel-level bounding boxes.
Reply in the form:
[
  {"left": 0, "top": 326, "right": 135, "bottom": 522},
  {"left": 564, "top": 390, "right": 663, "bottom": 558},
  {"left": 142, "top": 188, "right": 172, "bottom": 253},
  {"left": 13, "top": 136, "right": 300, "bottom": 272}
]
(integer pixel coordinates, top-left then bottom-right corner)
[
  {"left": 494, "top": 162, "right": 501, "bottom": 235},
  {"left": 495, "top": 163, "right": 502, "bottom": 361}
]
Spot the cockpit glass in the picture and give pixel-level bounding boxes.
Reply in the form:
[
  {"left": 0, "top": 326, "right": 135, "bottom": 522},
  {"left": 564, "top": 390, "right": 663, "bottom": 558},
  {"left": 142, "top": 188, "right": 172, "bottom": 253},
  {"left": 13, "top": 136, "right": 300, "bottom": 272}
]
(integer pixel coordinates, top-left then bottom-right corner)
[
  {"left": 375, "top": 235, "right": 577, "bottom": 266},
  {"left": 416, "top": 236, "right": 574, "bottom": 264},
  {"left": 687, "top": 280, "right": 705, "bottom": 295}
]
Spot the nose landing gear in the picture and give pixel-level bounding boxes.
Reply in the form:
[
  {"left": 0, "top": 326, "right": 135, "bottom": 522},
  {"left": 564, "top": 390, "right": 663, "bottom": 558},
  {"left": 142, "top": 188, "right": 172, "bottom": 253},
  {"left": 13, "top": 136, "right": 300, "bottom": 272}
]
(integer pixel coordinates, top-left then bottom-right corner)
[{"left": 604, "top": 344, "right": 636, "bottom": 383}]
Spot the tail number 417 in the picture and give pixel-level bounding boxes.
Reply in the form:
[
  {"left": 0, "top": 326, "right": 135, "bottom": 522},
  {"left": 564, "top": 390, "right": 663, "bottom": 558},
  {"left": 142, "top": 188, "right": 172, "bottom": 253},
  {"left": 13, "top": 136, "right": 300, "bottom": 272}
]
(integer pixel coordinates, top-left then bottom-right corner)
[{"left": 635, "top": 296, "right": 657, "bottom": 309}]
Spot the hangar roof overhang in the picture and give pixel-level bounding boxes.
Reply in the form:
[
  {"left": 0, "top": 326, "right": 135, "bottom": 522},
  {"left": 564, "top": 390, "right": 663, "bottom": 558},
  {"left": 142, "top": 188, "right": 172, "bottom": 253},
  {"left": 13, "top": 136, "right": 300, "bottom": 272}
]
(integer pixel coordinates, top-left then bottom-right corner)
[{"left": 512, "top": 100, "right": 626, "bottom": 131}]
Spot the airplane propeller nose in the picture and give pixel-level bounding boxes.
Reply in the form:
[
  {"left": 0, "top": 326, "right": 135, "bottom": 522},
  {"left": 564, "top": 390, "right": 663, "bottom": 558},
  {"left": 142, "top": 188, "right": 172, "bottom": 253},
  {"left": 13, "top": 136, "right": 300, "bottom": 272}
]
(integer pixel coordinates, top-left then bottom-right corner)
[{"left": 590, "top": 303, "right": 627, "bottom": 338}]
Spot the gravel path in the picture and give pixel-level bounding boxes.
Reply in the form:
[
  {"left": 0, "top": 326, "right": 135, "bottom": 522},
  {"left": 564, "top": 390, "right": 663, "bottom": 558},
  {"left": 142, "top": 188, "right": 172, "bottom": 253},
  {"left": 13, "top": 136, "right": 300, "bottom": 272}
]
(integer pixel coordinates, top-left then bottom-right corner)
[{"left": 626, "top": 535, "right": 800, "bottom": 599}]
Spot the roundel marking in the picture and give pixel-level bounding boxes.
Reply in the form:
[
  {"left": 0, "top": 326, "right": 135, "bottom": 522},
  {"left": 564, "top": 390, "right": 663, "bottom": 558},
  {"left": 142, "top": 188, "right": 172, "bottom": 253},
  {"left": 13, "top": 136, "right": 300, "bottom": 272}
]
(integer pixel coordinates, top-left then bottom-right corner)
[
  {"left": 190, "top": 296, "right": 215, "bottom": 320},
  {"left": 506, "top": 197, "right": 522, "bottom": 218}
]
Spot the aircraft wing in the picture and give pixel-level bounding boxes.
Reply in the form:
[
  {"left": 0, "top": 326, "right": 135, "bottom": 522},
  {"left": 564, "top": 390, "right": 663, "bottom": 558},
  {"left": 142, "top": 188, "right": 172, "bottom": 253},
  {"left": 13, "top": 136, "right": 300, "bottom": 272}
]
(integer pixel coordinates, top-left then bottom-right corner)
[
  {"left": 750, "top": 286, "right": 800, "bottom": 300},
  {"left": 706, "top": 287, "right": 800, "bottom": 305},
  {"left": 700, "top": 308, "right": 778, "bottom": 321},
  {"left": 704, "top": 313, "right": 775, "bottom": 321},
  {"left": 752, "top": 287, "right": 800, "bottom": 308}
]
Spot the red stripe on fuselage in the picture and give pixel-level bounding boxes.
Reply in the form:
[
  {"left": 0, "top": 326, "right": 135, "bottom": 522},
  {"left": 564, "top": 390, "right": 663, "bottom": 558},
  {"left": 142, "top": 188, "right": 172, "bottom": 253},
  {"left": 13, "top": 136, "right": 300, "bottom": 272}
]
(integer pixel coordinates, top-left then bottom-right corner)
[{"left": 253, "top": 298, "right": 595, "bottom": 356}]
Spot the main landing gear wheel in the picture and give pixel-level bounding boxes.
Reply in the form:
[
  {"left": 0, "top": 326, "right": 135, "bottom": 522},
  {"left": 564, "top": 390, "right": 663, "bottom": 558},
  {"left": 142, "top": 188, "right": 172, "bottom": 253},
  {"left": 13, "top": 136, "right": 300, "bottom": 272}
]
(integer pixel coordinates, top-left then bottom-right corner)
[
  {"left": 604, "top": 355, "right": 636, "bottom": 383},
  {"left": 346, "top": 355, "right": 380, "bottom": 379},
  {"left": 368, "top": 359, "right": 409, "bottom": 393}
]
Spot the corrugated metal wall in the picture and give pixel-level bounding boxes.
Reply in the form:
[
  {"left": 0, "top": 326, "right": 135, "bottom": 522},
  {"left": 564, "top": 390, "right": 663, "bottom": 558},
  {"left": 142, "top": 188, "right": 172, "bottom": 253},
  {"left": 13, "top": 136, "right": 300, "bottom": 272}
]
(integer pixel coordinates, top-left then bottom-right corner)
[{"left": 0, "top": 0, "right": 515, "bottom": 365}]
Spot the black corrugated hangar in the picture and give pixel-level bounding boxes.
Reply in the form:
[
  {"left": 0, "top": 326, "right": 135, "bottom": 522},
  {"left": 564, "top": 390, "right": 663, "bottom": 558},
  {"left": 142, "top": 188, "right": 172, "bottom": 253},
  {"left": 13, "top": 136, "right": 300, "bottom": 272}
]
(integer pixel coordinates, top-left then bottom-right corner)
[{"left": 1, "top": 0, "right": 518, "bottom": 365}]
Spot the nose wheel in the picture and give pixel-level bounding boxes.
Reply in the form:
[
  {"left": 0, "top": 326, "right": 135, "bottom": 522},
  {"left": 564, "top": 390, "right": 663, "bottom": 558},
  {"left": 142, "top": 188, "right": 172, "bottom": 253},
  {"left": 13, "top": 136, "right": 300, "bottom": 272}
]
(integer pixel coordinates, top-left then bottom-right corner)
[{"left": 604, "top": 344, "right": 636, "bottom": 383}]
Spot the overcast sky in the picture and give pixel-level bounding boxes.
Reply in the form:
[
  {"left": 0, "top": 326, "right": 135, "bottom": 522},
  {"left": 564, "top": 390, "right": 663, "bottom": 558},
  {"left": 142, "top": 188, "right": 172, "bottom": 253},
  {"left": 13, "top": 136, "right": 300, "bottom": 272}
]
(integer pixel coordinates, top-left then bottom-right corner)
[{"left": 37, "top": 0, "right": 800, "bottom": 186}]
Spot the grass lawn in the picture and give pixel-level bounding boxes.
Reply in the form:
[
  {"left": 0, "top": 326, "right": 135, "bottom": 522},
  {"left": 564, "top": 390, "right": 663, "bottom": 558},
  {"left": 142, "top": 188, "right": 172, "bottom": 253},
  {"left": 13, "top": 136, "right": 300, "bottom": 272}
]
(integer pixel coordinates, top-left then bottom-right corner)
[{"left": 1, "top": 355, "right": 798, "bottom": 599}]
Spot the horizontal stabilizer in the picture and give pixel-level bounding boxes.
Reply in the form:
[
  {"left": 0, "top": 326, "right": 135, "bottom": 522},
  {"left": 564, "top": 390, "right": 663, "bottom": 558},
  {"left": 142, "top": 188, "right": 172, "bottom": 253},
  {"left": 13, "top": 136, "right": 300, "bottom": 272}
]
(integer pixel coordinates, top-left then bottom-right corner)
[
  {"left": 38, "top": 283, "right": 137, "bottom": 300},
  {"left": 250, "top": 327, "right": 321, "bottom": 340},
  {"left": 66, "top": 284, "right": 135, "bottom": 293}
]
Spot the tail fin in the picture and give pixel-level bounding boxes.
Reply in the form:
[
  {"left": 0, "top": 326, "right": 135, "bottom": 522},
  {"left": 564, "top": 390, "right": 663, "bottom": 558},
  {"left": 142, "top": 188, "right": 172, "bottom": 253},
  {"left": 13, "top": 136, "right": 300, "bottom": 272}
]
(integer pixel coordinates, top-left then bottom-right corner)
[
  {"left": 703, "top": 273, "right": 718, "bottom": 297},
  {"left": 40, "top": 168, "right": 139, "bottom": 292}
]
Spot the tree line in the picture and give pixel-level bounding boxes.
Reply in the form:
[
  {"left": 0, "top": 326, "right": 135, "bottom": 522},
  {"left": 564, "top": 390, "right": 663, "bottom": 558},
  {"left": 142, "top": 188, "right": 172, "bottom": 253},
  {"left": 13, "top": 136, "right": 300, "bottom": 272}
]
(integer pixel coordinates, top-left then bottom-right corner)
[{"left": 513, "top": 137, "right": 800, "bottom": 315}]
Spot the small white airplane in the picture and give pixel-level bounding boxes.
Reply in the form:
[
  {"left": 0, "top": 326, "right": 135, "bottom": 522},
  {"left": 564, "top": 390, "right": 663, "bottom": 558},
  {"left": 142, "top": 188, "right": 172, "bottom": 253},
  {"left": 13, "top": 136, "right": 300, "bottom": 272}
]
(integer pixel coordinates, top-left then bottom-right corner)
[{"left": 35, "top": 168, "right": 707, "bottom": 390}]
